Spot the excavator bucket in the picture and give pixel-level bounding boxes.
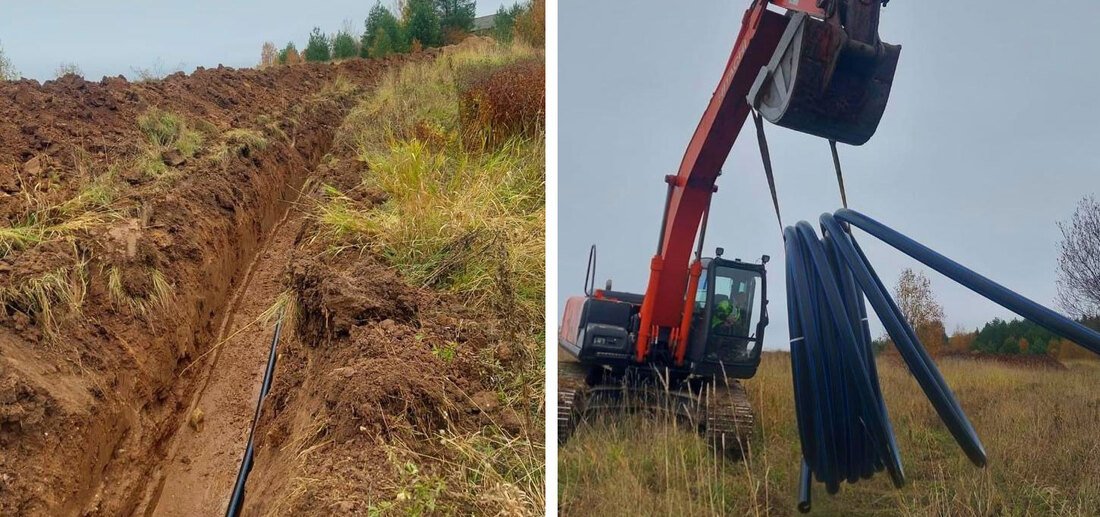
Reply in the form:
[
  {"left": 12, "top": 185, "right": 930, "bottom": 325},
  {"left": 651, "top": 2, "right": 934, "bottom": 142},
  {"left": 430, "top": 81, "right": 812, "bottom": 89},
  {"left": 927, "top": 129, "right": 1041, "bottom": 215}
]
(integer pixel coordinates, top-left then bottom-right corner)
[{"left": 748, "top": 12, "right": 901, "bottom": 146}]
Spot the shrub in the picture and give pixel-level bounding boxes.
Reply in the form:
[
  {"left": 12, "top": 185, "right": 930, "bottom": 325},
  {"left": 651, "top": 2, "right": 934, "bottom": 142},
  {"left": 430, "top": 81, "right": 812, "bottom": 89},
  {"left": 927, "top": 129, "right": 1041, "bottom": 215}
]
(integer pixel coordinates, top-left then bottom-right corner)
[
  {"left": 55, "top": 62, "right": 83, "bottom": 78},
  {"left": 457, "top": 58, "right": 545, "bottom": 147}
]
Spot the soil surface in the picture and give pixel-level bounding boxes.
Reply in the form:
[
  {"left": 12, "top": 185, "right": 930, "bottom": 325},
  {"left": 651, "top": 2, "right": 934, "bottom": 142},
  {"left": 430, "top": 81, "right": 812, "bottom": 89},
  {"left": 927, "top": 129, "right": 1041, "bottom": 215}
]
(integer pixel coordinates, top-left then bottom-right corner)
[{"left": 0, "top": 54, "right": 432, "bottom": 515}]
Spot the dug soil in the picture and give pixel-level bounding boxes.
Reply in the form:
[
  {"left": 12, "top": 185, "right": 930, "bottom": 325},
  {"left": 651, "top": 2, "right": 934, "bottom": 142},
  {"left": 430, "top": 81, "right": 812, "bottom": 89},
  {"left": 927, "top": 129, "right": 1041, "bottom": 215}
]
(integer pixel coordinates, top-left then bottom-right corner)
[{"left": 0, "top": 53, "right": 477, "bottom": 515}]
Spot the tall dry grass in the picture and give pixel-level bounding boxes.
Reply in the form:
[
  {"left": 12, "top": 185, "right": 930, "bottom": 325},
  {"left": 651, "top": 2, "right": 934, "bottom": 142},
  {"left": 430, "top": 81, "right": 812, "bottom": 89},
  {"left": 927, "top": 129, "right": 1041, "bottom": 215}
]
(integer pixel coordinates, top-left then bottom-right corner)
[{"left": 560, "top": 353, "right": 1100, "bottom": 516}]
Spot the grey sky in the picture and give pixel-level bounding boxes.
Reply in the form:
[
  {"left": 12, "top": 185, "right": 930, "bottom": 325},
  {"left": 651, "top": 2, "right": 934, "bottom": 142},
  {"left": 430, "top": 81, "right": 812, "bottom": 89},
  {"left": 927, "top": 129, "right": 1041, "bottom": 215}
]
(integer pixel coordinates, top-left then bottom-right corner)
[
  {"left": 0, "top": 0, "right": 509, "bottom": 81},
  {"left": 560, "top": 1, "right": 1100, "bottom": 350}
]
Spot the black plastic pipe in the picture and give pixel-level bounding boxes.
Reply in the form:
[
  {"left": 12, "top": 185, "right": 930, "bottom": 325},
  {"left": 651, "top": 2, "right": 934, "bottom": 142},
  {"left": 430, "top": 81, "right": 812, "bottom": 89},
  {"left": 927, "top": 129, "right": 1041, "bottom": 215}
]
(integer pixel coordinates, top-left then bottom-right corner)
[
  {"left": 834, "top": 208, "right": 1100, "bottom": 355},
  {"left": 226, "top": 315, "right": 284, "bottom": 517},
  {"left": 786, "top": 208, "right": 1099, "bottom": 513}
]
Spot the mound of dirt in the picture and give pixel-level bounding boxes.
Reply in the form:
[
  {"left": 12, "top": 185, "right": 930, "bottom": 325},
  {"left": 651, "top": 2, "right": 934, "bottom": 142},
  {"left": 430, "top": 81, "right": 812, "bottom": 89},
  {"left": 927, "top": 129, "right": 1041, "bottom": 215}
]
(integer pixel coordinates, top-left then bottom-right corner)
[
  {"left": 244, "top": 211, "right": 518, "bottom": 514},
  {"left": 0, "top": 54, "right": 433, "bottom": 515}
]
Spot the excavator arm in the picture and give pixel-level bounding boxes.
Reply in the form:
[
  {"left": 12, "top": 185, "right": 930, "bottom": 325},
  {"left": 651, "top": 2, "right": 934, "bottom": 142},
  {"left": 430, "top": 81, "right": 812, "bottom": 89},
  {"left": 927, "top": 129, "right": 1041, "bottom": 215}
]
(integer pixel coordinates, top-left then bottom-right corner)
[
  {"left": 635, "top": 2, "right": 788, "bottom": 360},
  {"left": 635, "top": 0, "right": 899, "bottom": 362}
]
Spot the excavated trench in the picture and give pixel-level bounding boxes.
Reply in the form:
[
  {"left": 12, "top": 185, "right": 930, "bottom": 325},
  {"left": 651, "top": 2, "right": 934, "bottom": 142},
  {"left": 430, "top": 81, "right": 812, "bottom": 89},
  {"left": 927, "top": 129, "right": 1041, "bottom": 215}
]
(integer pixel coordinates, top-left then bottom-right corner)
[
  {"left": 80, "top": 122, "right": 331, "bottom": 516},
  {"left": 0, "top": 55, "right": 435, "bottom": 516},
  {"left": 138, "top": 171, "right": 307, "bottom": 516}
]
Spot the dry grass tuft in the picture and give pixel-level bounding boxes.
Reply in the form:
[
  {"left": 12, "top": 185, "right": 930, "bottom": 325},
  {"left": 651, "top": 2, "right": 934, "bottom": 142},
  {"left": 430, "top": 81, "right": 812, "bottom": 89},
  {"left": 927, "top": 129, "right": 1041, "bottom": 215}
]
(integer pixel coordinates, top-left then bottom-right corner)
[
  {"left": 1, "top": 255, "right": 88, "bottom": 337},
  {"left": 106, "top": 266, "right": 175, "bottom": 316}
]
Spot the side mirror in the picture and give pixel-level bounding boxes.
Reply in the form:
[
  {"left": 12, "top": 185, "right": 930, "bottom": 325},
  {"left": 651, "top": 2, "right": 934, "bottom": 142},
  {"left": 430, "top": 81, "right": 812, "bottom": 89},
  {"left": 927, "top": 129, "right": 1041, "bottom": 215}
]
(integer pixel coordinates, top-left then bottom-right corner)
[
  {"left": 761, "top": 254, "right": 770, "bottom": 264},
  {"left": 716, "top": 247, "right": 725, "bottom": 257}
]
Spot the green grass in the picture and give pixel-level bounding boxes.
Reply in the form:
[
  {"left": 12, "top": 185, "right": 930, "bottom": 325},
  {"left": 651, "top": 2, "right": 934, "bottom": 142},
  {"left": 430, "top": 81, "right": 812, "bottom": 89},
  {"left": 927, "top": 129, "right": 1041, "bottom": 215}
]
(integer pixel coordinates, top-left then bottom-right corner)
[
  {"left": 133, "top": 108, "right": 206, "bottom": 178},
  {"left": 304, "top": 40, "right": 545, "bottom": 514},
  {"left": 560, "top": 353, "right": 1100, "bottom": 516},
  {"left": 137, "top": 108, "right": 204, "bottom": 156},
  {"left": 321, "top": 43, "right": 544, "bottom": 322}
]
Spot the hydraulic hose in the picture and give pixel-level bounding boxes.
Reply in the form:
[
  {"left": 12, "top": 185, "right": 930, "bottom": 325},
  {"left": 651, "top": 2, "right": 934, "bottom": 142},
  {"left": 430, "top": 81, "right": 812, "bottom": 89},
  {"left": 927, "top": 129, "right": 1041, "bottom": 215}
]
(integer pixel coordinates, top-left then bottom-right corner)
[{"left": 787, "top": 209, "right": 1100, "bottom": 513}]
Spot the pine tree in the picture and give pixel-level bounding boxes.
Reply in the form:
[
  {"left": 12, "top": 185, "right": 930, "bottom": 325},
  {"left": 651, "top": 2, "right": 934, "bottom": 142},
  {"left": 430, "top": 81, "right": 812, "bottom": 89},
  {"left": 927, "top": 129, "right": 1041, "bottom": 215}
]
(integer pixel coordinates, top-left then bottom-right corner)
[
  {"left": 362, "top": 2, "right": 405, "bottom": 57},
  {"left": 435, "top": 0, "right": 475, "bottom": 42},
  {"left": 493, "top": 3, "right": 525, "bottom": 43},
  {"left": 332, "top": 30, "right": 359, "bottom": 60},
  {"left": 403, "top": 0, "right": 443, "bottom": 48},
  {"left": 304, "top": 27, "right": 332, "bottom": 62},
  {"left": 371, "top": 27, "right": 395, "bottom": 58}
]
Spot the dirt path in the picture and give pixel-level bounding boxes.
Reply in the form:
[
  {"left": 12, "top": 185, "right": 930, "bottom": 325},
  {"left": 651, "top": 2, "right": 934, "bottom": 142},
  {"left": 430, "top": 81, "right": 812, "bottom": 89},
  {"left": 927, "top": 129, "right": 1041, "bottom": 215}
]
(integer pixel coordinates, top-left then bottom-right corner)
[{"left": 134, "top": 202, "right": 306, "bottom": 516}]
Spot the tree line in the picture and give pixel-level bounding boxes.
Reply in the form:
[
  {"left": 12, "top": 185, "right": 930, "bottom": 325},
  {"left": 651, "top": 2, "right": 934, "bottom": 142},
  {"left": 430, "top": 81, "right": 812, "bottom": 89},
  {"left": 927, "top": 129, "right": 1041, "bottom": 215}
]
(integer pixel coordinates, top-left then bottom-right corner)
[{"left": 260, "top": 0, "right": 544, "bottom": 67}]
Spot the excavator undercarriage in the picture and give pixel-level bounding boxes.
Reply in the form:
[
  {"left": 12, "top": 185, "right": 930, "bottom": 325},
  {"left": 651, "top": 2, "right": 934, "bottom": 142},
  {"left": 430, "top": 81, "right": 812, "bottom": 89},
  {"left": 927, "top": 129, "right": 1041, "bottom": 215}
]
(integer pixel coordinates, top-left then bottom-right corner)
[{"left": 557, "top": 361, "right": 755, "bottom": 458}]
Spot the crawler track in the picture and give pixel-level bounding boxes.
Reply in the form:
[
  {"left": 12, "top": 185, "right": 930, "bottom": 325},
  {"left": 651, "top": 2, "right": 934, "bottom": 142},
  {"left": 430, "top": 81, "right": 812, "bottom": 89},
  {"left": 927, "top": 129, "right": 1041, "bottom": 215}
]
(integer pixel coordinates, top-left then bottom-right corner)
[{"left": 558, "top": 358, "right": 755, "bottom": 458}]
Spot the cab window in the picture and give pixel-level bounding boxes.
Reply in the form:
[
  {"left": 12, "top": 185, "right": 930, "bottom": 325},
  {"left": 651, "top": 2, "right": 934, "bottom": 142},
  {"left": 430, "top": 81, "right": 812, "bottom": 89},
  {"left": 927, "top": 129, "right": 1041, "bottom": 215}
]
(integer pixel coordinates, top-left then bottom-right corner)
[{"left": 709, "top": 265, "right": 761, "bottom": 339}]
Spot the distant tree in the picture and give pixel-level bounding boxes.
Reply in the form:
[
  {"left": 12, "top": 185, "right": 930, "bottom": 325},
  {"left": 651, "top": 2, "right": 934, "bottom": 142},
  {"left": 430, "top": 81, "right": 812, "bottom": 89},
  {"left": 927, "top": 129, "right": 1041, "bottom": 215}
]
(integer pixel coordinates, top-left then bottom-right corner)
[
  {"left": 404, "top": 0, "right": 443, "bottom": 48},
  {"left": 0, "top": 41, "right": 19, "bottom": 80},
  {"left": 947, "top": 326, "right": 976, "bottom": 353},
  {"left": 492, "top": 3, "right": 524, "bottom": 43},
  {"left": 277, "top": 42, "right": 297, "bottom": 64},
  {"left": 893, "top": 268, "right": 945, "bottom": 342},
  {"left": 332, "top": 30, "right": 360, "bottom": 60},
  {"left": 514, "top": 0, "right": 544, "bottom": 47},
  {"left": 1056, "top": 195, "right": 1100, "bottom": 319},
  {"left": 304, "top": 27, "right": 332, "bottom": 62},
  {"left": 371, "top": 28, "right": 396, "bottom": 58},
  {"left": 362, "top": 3, "right": 405, "bottom": 58},
  {"left": 916, "top": 320, "right": 948, "bottom": 355},
  {"left": 54, "top": 62, "right": 83, "bottom": 78},
  {"left": 435, "top": 0, "right": 475, "bottom": 43},
  {"left": 286, "top": 45, "right": 303, "bottom": 65},
  {"left": 999, "top": 336, "right": 1020, "bottom": 355},
  {"left": 261, "top": 42, "right": 278, "bottom": 67}
]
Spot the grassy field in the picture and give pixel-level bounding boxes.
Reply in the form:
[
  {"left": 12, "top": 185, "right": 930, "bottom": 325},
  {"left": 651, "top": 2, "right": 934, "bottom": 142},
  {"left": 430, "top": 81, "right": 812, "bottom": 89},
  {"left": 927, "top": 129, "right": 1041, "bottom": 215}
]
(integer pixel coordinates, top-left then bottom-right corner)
[{"left": 560, "top": 352, "right": 1100, "bottom": 516}]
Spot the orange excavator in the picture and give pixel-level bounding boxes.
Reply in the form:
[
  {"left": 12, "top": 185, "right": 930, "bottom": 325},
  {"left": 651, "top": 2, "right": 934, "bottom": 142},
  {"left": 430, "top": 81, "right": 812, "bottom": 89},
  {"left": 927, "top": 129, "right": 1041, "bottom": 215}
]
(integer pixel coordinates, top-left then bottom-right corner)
[{"left": 559, "top": 0, "right": 901, "bottom": 455}]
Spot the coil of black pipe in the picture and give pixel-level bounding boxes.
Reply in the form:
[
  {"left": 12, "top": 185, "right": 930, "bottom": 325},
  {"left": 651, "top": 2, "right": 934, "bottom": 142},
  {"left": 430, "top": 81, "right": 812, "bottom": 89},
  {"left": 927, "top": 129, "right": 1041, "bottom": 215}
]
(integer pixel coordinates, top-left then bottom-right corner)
[{"left": 786, "top": 209, "right": 1100, "bottom": 512}]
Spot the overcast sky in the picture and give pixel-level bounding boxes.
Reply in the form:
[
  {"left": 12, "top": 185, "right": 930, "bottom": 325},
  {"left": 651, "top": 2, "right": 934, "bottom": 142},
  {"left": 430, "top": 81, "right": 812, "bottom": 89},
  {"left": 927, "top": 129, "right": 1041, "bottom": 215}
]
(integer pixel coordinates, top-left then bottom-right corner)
[
  {"left": 560, "top": 1, "right": 1100, "bottom": 350},
  {"left": 0, "top": 0, "right": 509, "bottom": 81}
]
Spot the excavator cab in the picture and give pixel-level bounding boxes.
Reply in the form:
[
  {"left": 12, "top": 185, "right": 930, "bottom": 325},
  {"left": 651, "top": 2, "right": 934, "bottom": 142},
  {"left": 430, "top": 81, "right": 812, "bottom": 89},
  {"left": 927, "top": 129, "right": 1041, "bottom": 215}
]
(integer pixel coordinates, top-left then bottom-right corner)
[{"left": 686, "top": 255, "right": 769, "bottom": 378}]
